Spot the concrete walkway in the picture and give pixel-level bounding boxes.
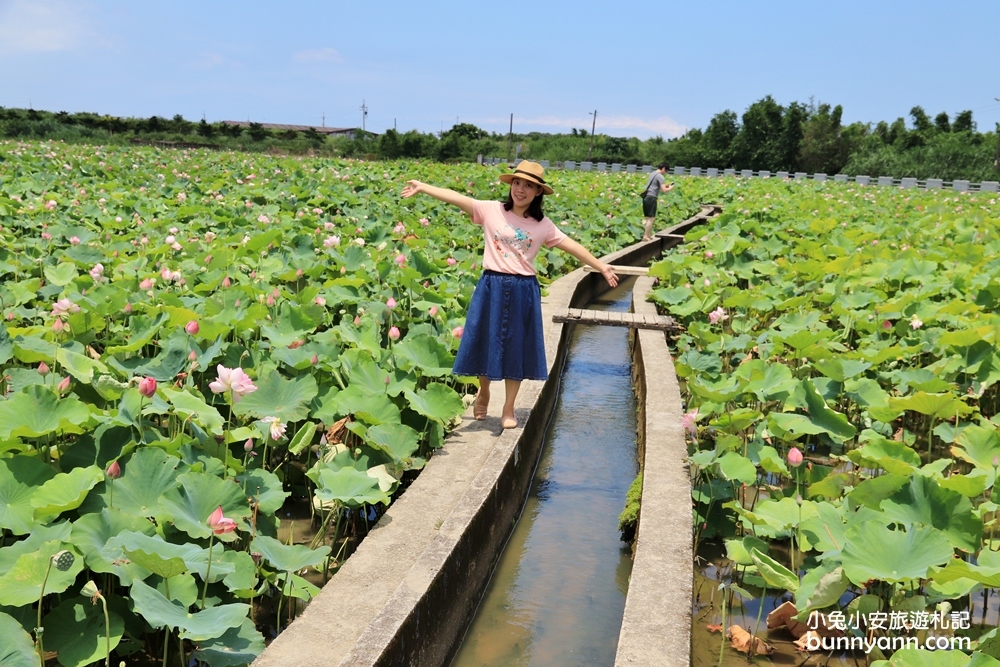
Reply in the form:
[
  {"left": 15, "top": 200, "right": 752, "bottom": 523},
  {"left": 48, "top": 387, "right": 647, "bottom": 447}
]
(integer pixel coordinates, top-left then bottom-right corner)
[{"left": 253, "top": 208, "right": 715, "bottom": 667}]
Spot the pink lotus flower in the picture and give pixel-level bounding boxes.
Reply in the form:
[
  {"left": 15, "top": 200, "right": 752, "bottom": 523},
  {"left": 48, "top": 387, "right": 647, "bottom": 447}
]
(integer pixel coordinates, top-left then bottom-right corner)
[
  {"left": 452, "top": 326, "right": 464, "bottom": 339},
  {"left": 388, "top": 326, "right": 400, "bottom": 340},
  {"left": 106, "top": 460, "right": 121, "bottom": 479},
  {"left": 386, "top": 297, "right": 397, "bottom": 310},
  {"left": 429, "top": 306, "right": 439, "bottom": 317},
  {"left": 393, "top": 222, "right": 406, "bottom": 234},
  {"left": 139, "top": 278, "right": 154, "bottom": 290},
  {"left": 703, "top": 278, "right": 711, "bottom": 286},
  {"left": 681, "top": 408, "right": 698, "bottom": 436},
  {"left": 69, "top": 236, "right": 81, "bottom": 245},
  {"left": 38, "top": 362, "right": 50, "bottom": 375},
  {"left": 708, "top": 307, "right": 728, "bottom": 325},
  {"left": 207, "top": 506, "right": 237, "bottom": 535},
  {"left": 395, "top": 254, "right": 406, "bottom": 266},
  {"left": 258, "top": 214, "right": 270, "bottom": 224},
  {"left": 705, "top": 251, "right": 714, "bottom": 259},
  {"left": 262, "top": 416, "right": 286, "bottom": 441},
  {"left": 52, "top": 299, "right": 81, "bottom": 317},
  {"left": 52, "top": 319, "right": 65, "bottom": 333},
  {"left": 41, "top": 232, "right": 52, "bottom": 240},
  {"left": 89, "top": 263, "right": 105, "bottom": 281},
  {"left": 45, "top": 200, "right": 57, "bottom": 210},
  {"left": 209, "top": 365, "right": 258, "bottom": 401},
  {"left": 185, "top": 320, "right": 199, "bottom": 335},
  {"left": 137, "top": 376, "right": 157, "bottom": 397},
  {"left": 787, "top": 447, "right": 804, "bottom": 467},
  {"left": 910, "top": 317, "right": 923, "bottom": 330},
  {"left": 314, "top": 296, "right": 327, "bottom": 306},
  {"left": 419, "top": 217, "right": 429, "bottom": 227},
  {"left": 165, "top": 235, "right": 176, "bottom": 244},
  {"left": 447, "top": 257, "right": 457, "bottom": 266},
  {"left": 882, "top": 320, "right": 892, "bottom": 330}
]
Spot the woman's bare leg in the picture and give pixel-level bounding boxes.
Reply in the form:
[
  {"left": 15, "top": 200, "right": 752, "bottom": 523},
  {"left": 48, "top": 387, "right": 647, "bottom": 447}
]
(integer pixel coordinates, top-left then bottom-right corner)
[
  {"left": 501, "top": 379, "right": 521, "bottom": 429},
  {"left": 474, "top": 376, "right": 490, "bottom": 420},
  {"left": 642, "top": 216, "right": 654, "bottom": 241}
]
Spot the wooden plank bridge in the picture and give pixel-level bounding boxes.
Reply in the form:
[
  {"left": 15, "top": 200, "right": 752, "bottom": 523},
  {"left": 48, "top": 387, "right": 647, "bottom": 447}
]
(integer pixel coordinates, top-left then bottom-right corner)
[{"left": 552, "top": 307, "right": 679, "bottom": 332}]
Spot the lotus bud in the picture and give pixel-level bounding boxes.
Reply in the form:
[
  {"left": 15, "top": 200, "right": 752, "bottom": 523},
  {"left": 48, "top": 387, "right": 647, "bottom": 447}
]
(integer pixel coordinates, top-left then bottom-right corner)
[
  {"left": 57, "top": 376, "right": 71, "bottom": 393},
  {"left": 787, "top": 447, "right": 803, "bottom": 467},
  {"left": 185, "top": 320, "right": 199, "bottom": 335},
  {"left": 106, "top": 460, "right": 121, "bottom": 479},
  {"left": 386, "top": 297, "right": 397, "bottom": 310},
  {"left": 310, "top": 354, "right": 319, "bottom": 366},
  {"left": 189, "top": 351, "right": 198, "bottom": 361},
  {"left": 244, "top": 439, "right": 255, "bottom": 452},
  {"left": 447, "top": 257, "right": 457, "bottom": 266},
  {"left": 222, "top": 276, "right": 231, "bottom": 288},
  {"left": 452, "top": 326, "right": 464, "bottom": 339},
  {"left": 123, "top": 303, "right": 133, "bottom": 314},
  {"left": 388, "top": 326, "right": 400, "bottom": 341},
  {"left": 52, "top": 319, "right": 65, "bottom": 333},
  {"left": 429, "top": 306, "right": 438, "bottom": 317},
  {"left": 38, "top": 362, "right": 50, "bottom": 375},
  {"left": 137, "top": 376, "right": 157, "bottom": 397},
  {"left": 234, "top": 299, "right": 241, "bottom": 307},
  {"left": 395, "top": 254, "right": 405, "bottom": 266}
]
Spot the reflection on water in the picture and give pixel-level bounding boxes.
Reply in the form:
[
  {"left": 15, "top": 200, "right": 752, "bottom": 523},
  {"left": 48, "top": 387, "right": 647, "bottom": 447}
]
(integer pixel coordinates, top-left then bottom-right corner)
[{"left": 451, "top": 281, "right": 639, "bottom": 667}]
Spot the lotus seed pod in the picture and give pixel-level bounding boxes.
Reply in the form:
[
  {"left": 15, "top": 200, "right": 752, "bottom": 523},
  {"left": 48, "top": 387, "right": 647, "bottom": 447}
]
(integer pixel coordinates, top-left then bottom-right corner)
[
  {"left": 81, "top": 580, "right": 100, "bottom": 598},
  {"left": 52, "top": 550, "right": 76, "bottom": 572}
]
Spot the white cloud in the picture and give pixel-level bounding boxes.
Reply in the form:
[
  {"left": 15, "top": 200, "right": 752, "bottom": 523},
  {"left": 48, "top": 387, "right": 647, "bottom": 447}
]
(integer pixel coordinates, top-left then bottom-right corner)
[
  {"left": 293, "top": 47, "right": 344, "bottom": 64},
  {"left": 0, "top": 0, "right": 93, "bottom": 55}
]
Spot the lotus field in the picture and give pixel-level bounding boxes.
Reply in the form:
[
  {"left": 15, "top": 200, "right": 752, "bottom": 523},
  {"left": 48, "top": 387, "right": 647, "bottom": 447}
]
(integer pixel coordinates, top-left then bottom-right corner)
[
  {"left": 649, "top": 182, "right": 1000, "bottom": 663},
  {"left": 0, "top": 140, "right": 707, "bottom": 667}
]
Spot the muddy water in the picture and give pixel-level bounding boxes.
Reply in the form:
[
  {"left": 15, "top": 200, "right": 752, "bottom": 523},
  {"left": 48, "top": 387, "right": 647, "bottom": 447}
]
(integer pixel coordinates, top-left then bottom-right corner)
[{"left": 450, "top": 280, "right": 639, "bottom": 667}]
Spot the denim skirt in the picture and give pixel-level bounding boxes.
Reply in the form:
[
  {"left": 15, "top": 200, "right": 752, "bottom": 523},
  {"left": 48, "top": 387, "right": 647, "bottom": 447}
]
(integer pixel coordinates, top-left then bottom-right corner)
[{"left": 453, "top": 270, "right": 548, "bottom": 381}]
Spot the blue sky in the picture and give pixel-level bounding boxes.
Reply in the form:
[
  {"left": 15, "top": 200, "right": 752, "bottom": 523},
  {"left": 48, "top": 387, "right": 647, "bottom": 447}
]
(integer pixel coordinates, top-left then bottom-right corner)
[{"left": 1, "top": 0, "right": 998, "bottom": 140}]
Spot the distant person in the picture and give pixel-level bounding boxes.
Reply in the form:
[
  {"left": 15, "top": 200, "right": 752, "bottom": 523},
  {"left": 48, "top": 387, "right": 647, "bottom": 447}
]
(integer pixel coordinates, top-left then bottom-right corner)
[
  {"left": 640, "top": 162, "right": 674, "bottom": 242},
  {"left": 402, "top": 161, "right": 618, "bottom": 430}
]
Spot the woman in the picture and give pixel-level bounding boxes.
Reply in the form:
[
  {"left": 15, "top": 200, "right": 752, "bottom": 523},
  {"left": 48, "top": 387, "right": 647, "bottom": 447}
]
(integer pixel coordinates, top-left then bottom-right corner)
[{"left": 402, "top": 161, "right": 618, "bottom": 429}]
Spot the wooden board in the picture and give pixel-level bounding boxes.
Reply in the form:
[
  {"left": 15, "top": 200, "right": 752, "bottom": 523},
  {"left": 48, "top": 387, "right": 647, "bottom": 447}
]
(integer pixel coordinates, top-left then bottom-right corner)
[{"left": 552, "top": 309, "right": 679, "bottom": 332}]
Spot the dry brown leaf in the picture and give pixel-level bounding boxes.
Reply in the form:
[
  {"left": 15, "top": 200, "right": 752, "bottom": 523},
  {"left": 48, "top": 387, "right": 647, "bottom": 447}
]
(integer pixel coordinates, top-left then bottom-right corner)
[
  {"left": 706, "top": 624, "right": 723, "bottom": 633},
  {"left": 794, "top": 630, "right": 822, "bottom": 651},
  {"left": 766, "top": 600, "right": 810, "bottom": 637},
  {"left": 727, "top": 624, "right": 773, "bottom": 656},
  {"left": 325, "top": 416, "right": 350, "bottom": 444}
]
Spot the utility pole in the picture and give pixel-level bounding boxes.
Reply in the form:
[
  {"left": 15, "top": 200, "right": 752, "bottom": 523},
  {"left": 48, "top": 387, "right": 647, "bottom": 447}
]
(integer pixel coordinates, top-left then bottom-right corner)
[
  {"left": 321, "top": 113, "right": 325, "bottom": 128},
  {"left": 995, "top": 98, "right": 1000, "bottom": 170},
  {"left": 588, "top": 110, "right": 598, "bottom": 160},
  {"left": 360, "top": 100, "right": 368, "bottom": 133},
  {"left": 507, "top": 113, "right": 513, "bottom": 162}
]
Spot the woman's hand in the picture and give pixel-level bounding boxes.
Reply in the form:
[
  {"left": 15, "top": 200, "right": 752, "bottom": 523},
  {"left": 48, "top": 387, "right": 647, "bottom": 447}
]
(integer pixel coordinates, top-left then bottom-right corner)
[
  {"left": 402, "top": 180, "right": 424, "bottom": 198},
  {"left": 599, "top": 263, "right": 619, "bottom": 288}
]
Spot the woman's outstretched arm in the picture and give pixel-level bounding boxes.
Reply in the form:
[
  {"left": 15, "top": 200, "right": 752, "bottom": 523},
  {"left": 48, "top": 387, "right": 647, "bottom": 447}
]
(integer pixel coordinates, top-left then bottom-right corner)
[
  {"left": 402, "top": 180, "right": 475, "bottom": 216},
  {"left": 552, "top": 237, "right": 619, "bottom": 288}
]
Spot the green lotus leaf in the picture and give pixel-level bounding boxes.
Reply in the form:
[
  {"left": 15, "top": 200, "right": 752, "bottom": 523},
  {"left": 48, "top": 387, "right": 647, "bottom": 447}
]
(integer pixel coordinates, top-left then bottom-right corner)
[
  {"left": 129, "top": 579, "right": 248, "bottom": 642},
  {"left": 233, "top": 372, "right": 318, "bottom": 422},
  {"left": 795, "top": 562, "right": 848, "bottom": 614},
  {"left": 724, "top": 535, "right": 769, "bottom": 567},
  {"left": 336, "top": 318, "right": 381, "bottom": 357},
  {"left": 43, "top": 599, "right": 124, "bottom": 667},
  {"left": 889, "top": 391, "right": 969, "bottom": 419},
  {"left": 937, "top": 468, "right": 992, "bottom": 498},
  {"left": 115, "top": 532, "right": 190, "bottom": 578},
  {"left": 0, "top": 611, "right": 38, "bottom": 667},
  {"left": 0, "top": 542, "right": 84, "bottom": 607},
  {"left": 929, "top": 556, "right": 1000, "bottom": 589},
  {"left": 403, "top": 383, "right": 464, "bottom": 424},
  {"left": 86, "top": 447, "right": 181, "bottom": 518},
  {"left": 70, "top": 508, "right": 156, "bottom": 581},
  {"left": 841, "top": 522, "right": 953, "bottom": 585},
  {"left": 393, "top": 334, "right": 455, "bottom": 377},
  {"left": 815, "top": 358, "right": 871, "bottom": 382},
  {"left": 190, "top": 618, "right": 265, "bottom": 667},
  {"left": 0, "top": 325, "right": 13, "bottom": 365},
  {"left": 0, "top": 385, "right": 91, "bottom": 440},
  {"left": 55, "top": 347, "right": 109, "bottom": 384},
  {"left": 875, "top": 647, "right": 977, "bottom": 667},
  {"left": 43, "top": 261, "right": 79, "bottom": 286},
  {"left": 338, "top": 388, "right": 400, "bottom": 425},
  {"left": 768, "top": 412, "right": 826, "bottom": 440},
  {"left": 286, "top": 421, "right": 317, "bottom": 456},
  {"left": 236, "top": 468, "right": 289, "bottom": 515},
  {"left": 275, "top": 570, "right": 320, "bottom": 601},
  {"left": 105, "top": 312, "right": 169, "bottom": 354},
  {"left": 0, "top": 457, "right": 54, "bottom": 535},
  {"left": 880, "top": 475, "right": 982, "bottom": 551},
  {"left": 364, "top": 422, "right": 421, "bottom": 463},
  {"left": 715, "top": 452, "right": 757, "bottom": 485},
  {"left": 250, "top": 535, "right": 330, "bottom": 573},
  {"left": 161, "top": 387, "right": 225, "bottom": 435},
  {"left": 952, "top": 424, "right": 1000, "bottom": 470},
  {"left": 220, "top": 550, "right": 257, "bottom": 595},
  {"left": 848, "top": 473, "right": 911, "bottom": 510},
  {"left": 159, "top": 471, "right": 251, "bottom": 542},
  {"left": 31, "top": 466, "right": 104, "bottom": 522},
  {"left": 748, "top": 497, "right": 816, "bottom": 533},
  {"left": 155, "top": 572, "right": 200, "bottom": 606},
  {"left": 847, "top": 438, "right": 921, "bottom": 475},
  {"left": 0, "top": 523, "right": 71, "bottom": 576},
  {"left": 802, "top": 378, "right": 856, "bottom": 442},
  {"left": 753, "top": 444, "right": 790, "bottom": 476},
  {"left": 750, "top": 548, "right": 798, "bottom": 593},
  {"left": 314, "top": 465, "right": 393, "bottom": 508}
]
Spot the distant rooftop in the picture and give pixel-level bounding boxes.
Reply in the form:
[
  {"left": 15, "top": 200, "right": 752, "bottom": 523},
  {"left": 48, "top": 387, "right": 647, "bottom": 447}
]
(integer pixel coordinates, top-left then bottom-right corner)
[{"left": 220, "top": 120, "right": 369, "bottom": 137}]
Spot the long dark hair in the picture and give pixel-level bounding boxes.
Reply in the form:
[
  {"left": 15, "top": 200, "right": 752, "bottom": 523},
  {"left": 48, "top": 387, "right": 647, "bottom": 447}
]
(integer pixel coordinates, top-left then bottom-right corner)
[{"left": 503, "top": 190, "right": 545, "bottom": 221}]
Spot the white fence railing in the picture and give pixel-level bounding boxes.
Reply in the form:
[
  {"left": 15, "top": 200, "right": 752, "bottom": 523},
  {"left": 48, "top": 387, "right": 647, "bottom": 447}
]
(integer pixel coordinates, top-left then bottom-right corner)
[{"left": 481, "top": 157, "right": 1000, "bottom": 193}]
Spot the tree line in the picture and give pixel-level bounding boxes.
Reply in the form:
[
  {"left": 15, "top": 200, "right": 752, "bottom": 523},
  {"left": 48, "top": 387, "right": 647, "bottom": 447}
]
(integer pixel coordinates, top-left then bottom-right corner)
[{"left": 2, "top": 99, "right": 997, "bottom": 181}]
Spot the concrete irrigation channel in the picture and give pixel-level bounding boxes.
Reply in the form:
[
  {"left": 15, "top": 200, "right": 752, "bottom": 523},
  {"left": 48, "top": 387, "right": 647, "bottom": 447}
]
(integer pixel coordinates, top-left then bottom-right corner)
[{"left": 252, "top": 206, "right": 721, "bottom": 667}]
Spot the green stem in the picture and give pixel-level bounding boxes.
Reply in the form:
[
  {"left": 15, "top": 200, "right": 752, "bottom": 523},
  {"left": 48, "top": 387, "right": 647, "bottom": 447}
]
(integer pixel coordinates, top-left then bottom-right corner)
[
  {"left": 201, "top": 535, "right": 215, "bottom": 610},
  {"left": 99, "top": 596, "right": 111, "bottom": 667},
  {"left": 717, "top": 586, "right": 727, "bottom": 667},
  {"left": 162, "top": 627, "right": 169, "bottom": 667},
  {"left": 36, "top": 557, "right": 54, "bottom": 665}
]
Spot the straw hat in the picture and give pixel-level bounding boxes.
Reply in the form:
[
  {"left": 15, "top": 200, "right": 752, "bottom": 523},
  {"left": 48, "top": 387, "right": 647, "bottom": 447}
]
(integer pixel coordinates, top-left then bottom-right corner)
[{"left": 499, "top": 161, "right": 554, "bottom": 195}]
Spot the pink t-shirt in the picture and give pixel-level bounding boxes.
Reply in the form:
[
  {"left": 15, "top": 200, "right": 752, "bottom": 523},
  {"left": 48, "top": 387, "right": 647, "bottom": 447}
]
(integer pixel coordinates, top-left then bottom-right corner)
[{"left": 470, "top": 200, "right": 568, "bottom": 276}]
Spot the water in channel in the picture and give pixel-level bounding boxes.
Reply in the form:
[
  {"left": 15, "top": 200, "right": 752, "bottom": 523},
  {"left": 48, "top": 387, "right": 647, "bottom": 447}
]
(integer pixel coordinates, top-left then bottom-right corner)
[{"left": 451, "top": 279, "right": 639, "bottom": 667}]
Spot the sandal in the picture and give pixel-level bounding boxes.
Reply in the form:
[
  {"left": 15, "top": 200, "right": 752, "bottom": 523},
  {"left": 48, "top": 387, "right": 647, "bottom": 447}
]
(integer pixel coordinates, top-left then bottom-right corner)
[{"left": 473, "top": 392, "right": 489, "bottom": 421}]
